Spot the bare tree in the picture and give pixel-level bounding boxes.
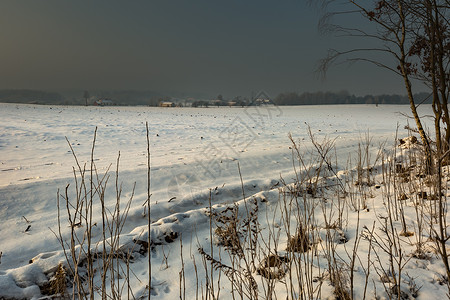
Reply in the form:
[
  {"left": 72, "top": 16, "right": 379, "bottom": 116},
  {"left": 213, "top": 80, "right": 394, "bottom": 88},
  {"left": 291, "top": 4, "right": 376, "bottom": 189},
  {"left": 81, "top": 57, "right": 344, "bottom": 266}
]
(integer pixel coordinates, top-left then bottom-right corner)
[
  {"left": 83, "top": 90, "right": 90, "bottom": 106},
  {"left": 311, "top": 1, "right": 450, "bottom": 290}
]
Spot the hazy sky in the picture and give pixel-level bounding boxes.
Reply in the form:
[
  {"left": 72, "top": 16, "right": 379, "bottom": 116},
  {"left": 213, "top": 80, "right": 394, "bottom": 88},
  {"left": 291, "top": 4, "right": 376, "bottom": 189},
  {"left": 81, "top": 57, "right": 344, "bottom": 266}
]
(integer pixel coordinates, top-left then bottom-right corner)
[{"left": 1, "top": 1, "right": 409, "bottom": 98}]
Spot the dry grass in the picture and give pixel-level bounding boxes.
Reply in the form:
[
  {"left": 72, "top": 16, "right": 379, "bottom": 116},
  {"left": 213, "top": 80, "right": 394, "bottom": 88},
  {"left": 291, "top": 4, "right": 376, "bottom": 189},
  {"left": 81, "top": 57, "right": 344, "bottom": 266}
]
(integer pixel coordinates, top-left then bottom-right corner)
[{"left": 51, "top": 125, "right": 450, "bottom": 299}]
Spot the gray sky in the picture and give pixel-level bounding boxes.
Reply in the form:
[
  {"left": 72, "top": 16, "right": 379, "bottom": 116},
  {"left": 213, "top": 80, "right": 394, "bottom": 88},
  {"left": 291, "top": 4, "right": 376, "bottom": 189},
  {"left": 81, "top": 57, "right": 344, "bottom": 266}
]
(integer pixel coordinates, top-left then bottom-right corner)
[{"left": 0, "top": 0, "right": 408, "bottom": 98}]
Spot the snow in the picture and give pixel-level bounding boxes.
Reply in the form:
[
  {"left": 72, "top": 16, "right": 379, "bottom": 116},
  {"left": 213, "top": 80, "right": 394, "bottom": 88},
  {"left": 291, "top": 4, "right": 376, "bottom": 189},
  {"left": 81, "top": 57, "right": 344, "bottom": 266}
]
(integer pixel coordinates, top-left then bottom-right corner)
[{"left": 0, "top": 103, "right": 447, "bottom": 299}]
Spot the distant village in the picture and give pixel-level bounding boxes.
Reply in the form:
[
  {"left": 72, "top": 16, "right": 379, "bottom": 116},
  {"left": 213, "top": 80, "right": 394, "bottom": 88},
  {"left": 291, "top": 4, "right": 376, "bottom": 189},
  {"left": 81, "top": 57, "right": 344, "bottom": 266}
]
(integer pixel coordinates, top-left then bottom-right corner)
[{"left": 92, "top": 96, "right": 273, "bottom": 107}]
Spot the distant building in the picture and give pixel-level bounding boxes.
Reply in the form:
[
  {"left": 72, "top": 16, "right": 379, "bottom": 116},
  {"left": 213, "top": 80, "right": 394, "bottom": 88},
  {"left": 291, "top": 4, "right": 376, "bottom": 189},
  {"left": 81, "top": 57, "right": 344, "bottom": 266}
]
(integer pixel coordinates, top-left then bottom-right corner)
[
  {"left": 159, "top": 101, "right": 175, "bottom": 107},
  {"left": 94, "top": 99, "right": 115, "bottom": 106},
  {"left": 254, "top": 98, "right": 271, "bottom": 105},
  {"left": 210, "top": 99, "right": 223, "bottom": 106}
]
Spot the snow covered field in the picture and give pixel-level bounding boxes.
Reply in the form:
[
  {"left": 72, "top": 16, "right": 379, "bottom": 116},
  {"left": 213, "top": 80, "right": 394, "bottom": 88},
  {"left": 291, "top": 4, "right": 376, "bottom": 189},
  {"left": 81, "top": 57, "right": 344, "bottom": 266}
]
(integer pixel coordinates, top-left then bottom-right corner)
[{"left": 1, "top": 103, "right": 447, "bottom": 299}]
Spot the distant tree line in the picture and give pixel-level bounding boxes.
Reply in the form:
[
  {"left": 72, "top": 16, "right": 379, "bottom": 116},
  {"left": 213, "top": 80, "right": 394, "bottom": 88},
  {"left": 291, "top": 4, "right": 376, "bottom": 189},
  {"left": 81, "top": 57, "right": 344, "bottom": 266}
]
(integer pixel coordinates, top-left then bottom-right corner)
[
  {"left": 191, "top": 100, "right": 210, "bottom": 107},
  {"left": 97, "top": 90, "right": 162, "bottom": 106},
  {"left": 0, "top": 89, "right": 432, "bottom": 106},
  {"left": 274, "top": 90, "right": 431, "bottom": 106},
  {"left": 0, "top": 89, "right": 162, "bottom": 106},
  {"left": 192, "top": 96, "right": 248, "bottom": 107},
  {"left": 0, "top": 89, "right": 64, "bottom": 104}
]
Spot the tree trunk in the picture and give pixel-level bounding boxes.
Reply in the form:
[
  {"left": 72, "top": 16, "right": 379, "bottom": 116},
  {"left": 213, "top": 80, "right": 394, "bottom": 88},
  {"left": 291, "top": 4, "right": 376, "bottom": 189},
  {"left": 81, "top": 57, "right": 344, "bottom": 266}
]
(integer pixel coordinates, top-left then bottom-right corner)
[
  {"left": 403, "top": 72, "right": 433, "bottom": 173},
  {"left": 398, "top": 0, "right": 433, "bottom": 173}
]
